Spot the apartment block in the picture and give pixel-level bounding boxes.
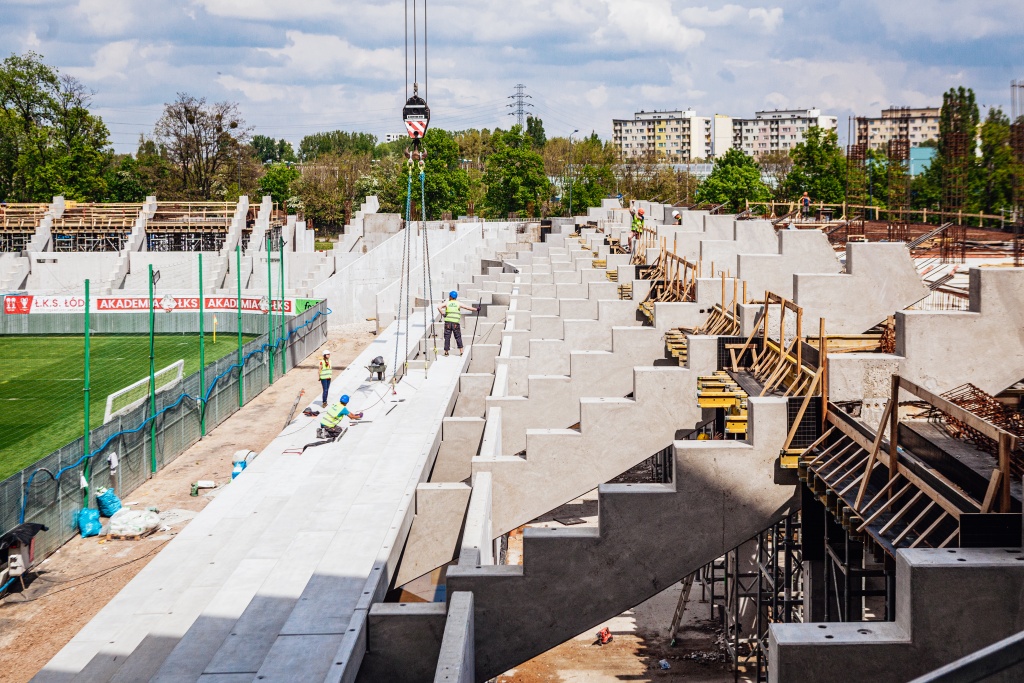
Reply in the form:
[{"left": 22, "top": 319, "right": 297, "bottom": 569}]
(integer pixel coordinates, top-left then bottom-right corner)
[
  {"left": 856, "top": 106, "right": 940, "bottom": 150},
  {"left": 728, "top": 108, "right": 838, "bottom": 157},
  {"left": 612, "top": 110, "right": 712, "bottom": 162}
]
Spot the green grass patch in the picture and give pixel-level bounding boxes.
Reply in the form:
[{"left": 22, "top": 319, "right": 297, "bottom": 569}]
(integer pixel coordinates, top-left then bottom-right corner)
[
  {"left": 0, "top": 333, "right": 258, "bottom": 480},
  {"left": 315, "top": 241, "right": 334, "bottom": 252}
]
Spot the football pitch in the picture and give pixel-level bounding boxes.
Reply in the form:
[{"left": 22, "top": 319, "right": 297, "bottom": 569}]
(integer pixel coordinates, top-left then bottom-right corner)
[{"left": 0, "top": 333, "right": 258, "bottom": 481}]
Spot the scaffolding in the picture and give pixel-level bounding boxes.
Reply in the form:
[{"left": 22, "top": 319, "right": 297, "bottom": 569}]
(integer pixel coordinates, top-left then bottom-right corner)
[
  {"left": 146, "top": 202, "right": 235, "bottom": 252},
  {"left": 0, "top": 203, "right": 48, "bottom": 252}
]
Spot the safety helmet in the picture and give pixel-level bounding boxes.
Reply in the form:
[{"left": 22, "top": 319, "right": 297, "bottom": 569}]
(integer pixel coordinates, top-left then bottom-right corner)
[
  {"left": 672, "top": 211, "right": 680, "bottom": 217},
  {"left": 449, "top": 290, "right": 458, "bottom": 299},
  {"left": 323, "top": 350, "right": 331, "bottom": 355},
  {"left": 340, "top": 395, "right": 350, "bottom": 404},
  {"left": 638, "top": 208, "right": 645, "bottom": 215}
]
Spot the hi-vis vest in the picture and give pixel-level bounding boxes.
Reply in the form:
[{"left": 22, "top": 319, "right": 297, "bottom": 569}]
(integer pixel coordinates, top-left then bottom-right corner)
[
  {"left": 321, "top": 403, "right": 348, "bottom": 428},
  {"left": 444, "top": 300, "right": 462, "bottom": 324},
  {"left": 631, "top": 216, "right": 643, "bottom": 232},
  {"left": 318, "top": 358, "right": 332, "bottom": 380}
]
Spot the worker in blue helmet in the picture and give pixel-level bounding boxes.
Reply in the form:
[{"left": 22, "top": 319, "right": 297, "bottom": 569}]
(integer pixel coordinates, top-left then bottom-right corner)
[
  {"left": 436, "top": 290, "right": 478, "bottom": 356},
  {"left": 319, "top": 393, "right": 364, "bottom": 439}
]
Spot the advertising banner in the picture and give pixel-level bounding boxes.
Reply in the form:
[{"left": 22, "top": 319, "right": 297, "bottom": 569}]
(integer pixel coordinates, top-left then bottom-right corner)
[{"left": 3, "top": 294, "right": 320, "bottom": 315}]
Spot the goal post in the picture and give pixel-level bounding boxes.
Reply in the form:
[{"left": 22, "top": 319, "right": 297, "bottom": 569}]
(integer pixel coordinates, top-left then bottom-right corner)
[{"left": 104, "top": 359, "right": 185, "bottom": 424}]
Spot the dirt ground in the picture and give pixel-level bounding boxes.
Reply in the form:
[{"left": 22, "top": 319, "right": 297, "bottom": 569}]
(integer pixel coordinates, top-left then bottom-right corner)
[
  {"left": 498, "top": 491, "right": 743, "bottom": 683},
  {"left": 0, "top": 322, "right": 377, "bottom": 683}
]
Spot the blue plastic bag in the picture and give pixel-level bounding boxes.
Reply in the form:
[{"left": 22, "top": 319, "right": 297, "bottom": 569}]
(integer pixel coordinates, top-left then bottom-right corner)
[
  {"left": 96, "top": 488, "right": 122, "bottom": 518},
  {"left": 78, "top": 508, "right": 101, "bottom": 538}
]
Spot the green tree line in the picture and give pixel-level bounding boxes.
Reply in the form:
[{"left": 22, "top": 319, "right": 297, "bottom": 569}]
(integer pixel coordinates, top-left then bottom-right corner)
[{"left": 3, "top": 53, "right": 1020, "bottom": 230}]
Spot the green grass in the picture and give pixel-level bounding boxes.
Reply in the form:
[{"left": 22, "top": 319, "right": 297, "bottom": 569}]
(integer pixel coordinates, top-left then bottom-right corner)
[{"left": 0, "top": 333, "right": 257, "bottom": 480}]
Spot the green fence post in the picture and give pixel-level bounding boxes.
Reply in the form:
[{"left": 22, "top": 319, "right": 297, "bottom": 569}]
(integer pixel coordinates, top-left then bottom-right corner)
[
  {"left": 237, "top": 244, "right": 244, "bottom": 407},
  {"left": 83, "top": 279, "right": 91, "bottom": 507},
  {"left": 149, "top": 264, "right": 157, "bottom": 474},
  {"left": 266, "top": 236, "right": 274, "bottom": 384},
  {"left": 199, "top": 252, "right": 206, "bottom": 436},
  {"left": 279, "top": 234, "right": 286, "bottom": 373}
]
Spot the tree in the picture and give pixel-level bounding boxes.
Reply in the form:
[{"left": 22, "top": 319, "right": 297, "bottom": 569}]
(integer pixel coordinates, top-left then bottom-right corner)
[
  {"left": 864, "top": 148, "right": 889, "bottom": 207},
  {"left": 781, "top": 127, "right": 845, "bottom": 203},
  {"left": 258, "top": 162, "right": 300, "bottom": 206},
  {"left": 694, "top": 149, "right": 771, "bottom": 212},
  {"left": 154, "top": 93, "right": 250, "bottom": 199},
  {"left": 758, "top": 150, "right": 792, "bottom": 198},
  {"left": 935, "top": 86, "right": 980, "bottom": 212},
  {"left": 482, "top": 126, "right": 549, "bottom": 218},
  {"left": 977, "top": 107, "right": 1016, "bottom": 216},
  {"left": 103, "top": 155, "right": 149, "bottom": 202},
  {"left": 252, "top": 135, "right": 296, "bottom": 164},
  {"left": 0, "top": 52, "right": 111, "bottom": 201},
  {"left": 299, "top": 130, "right": 376, "bottom": 161},
  {"left": 414, "top": 128, "right": 469, "bottom": 219},
  {"left": 526, "top": 116, "right": 546, "bottom": 149}
]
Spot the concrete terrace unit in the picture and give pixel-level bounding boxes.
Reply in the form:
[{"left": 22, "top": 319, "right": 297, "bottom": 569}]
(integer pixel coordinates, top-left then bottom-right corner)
[{"left": 24, "top": 198, "right": 1024, "bottom": 683}]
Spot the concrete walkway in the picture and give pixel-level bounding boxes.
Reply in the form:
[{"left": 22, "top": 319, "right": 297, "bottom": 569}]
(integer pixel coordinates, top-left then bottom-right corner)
[{"left": 36, "top": 315, "right": 467, "bottom": 682}]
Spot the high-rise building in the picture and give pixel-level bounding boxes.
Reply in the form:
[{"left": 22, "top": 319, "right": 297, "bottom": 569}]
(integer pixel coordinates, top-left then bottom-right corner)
[
  {"left": 731, "top": 109, "right": 838, "bottom": 157},
  {"left": 856, "top": 107, "right": 940, "bottom": 150},
  {"left": 612, "top": 110, "right": 712, "bottom": 162},
  {"left": 712, "top": 114, "right": 734, "bottom": 158}
]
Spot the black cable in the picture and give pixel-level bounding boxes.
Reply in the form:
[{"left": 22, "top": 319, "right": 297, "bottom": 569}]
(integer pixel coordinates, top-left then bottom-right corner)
[
  {"left": 424, "top": 0, "right": 428, "bottom": 102},
  {"left": 404, "top": 0, "right": 408, "bottom": 101},
  {"left": 1, "top": 538, "right": 171, "bottom": 605},
  {"left": 412, "top": 0, "right": 417, "bottom": 86}
]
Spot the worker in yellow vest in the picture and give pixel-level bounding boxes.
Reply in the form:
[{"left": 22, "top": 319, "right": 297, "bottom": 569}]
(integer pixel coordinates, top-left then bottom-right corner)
[
  {"left": 319, "top": 394, "right": 363, "bottom": 439},
  {"left": 436, "top": 290, "right": 478, "bottom": 356},
  {"left": 317, "top": 350, "right": 332, "bottom": 407}
]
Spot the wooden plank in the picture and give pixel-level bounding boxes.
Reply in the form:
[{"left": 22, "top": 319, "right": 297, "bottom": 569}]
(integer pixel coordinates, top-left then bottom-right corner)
[
  {"left": 980, "top": 468, "right": 1003, "bottom": 514},
  {"left": 892, "top": 500, "right": 937, "bottom": 546},
  {"left": 857, "top": 481, "right": 913, "bottom": 531},
  {"left": 909, "top": 511, "right": 949, "bottom": 549},
  {"left": 854, "top": 397, "right": 895, "bottom": 509},
  {"left": 897, "top": 376, "right": 1013, "bottom": 442},
  {"left": 781, "top": 369, "right": 824, "bottom": 451}
]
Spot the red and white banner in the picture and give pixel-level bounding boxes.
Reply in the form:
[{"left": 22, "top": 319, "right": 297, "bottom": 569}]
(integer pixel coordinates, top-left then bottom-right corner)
[{"left": 4, "top": 294, "right": 306, "bottom": 315}]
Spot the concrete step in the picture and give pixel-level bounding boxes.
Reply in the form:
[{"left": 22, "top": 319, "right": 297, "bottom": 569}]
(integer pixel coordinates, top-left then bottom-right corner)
[
  {"left": 477, "top": 360, "right": 707, "bottom": 538},
  {"left": 447, "top": 397, "right": 795, "bottom": 680}
]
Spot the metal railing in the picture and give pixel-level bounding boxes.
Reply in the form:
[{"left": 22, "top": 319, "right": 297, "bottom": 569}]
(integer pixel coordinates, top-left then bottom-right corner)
[{"left": 909, "top": 630, "right": 1024, "bottom": 682}]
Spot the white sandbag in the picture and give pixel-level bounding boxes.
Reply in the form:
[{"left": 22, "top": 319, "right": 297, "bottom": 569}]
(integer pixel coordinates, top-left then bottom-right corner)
[{"left": 108, "top": 508, "right": 160, "bottom": 536}]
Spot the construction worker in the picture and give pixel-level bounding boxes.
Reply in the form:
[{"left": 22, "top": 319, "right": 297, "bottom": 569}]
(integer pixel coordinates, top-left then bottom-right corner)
[
  {"left": 800, "top": 192, "right": 811, "bottom": 220},
  {"left": 317, "top": 350, "right": 332, "bottom": 408},
  {"left": 629, "top": 207, "right": 645, "bottom": 253},
  {"left": 437, "top": 290, "right": 478, "bottom": 356},
  {"left": 672, "top": 210, "right": 682, "bottom": 225},
  {"left": 319, "top": 394, "right": 363, "bottom": 438}
]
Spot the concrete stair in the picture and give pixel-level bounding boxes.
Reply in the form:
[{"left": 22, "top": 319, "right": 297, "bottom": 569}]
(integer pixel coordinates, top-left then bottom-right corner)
[
  {"left": 448, "top": 398, "right": 796, "bottom": 681},
  {"left": 896, "top": 267, "right": 1024, "bottom": 395},
  {"left": 106, "top": 196, "right": 155, "bottom": 292},
  {"left": 211, "top": 196, "right": 252, "bottom": 290},
  {"left": 476, "top": 356, "right": 709, "bottom": 538},
  {"left": 793, "top": 242, "right": 928, "bottom": 334}
]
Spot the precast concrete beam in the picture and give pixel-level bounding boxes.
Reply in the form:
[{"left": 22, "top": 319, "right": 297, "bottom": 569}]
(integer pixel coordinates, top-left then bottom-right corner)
[
  {"left": 897, "top": 267, "right": 1024, "bottom": 395},
  {"left": 737, "top": 229, "right": 840, "bottom": 300},
  {"left": 448, "top": 398, "right": 795, "bottom": 681},
  {"left": 794, "top": 242, "right": 927, "bottom": 335},
  {"left": 770, "top": 548, "right": 1024, "bottom": 683}
]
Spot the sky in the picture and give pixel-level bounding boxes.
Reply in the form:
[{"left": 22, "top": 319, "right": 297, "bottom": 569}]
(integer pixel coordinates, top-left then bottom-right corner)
[{"left": 3, "top": 0, "right": 1023, "bottom": 154}]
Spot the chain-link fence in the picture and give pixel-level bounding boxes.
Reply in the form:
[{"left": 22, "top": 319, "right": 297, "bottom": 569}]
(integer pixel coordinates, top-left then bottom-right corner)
[{"left": 0, "top": 300, "right": 328, "bottom": 562}]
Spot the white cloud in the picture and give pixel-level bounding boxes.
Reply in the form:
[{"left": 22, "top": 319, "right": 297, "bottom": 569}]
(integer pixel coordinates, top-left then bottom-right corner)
[
  {"left": 865, "top": 0, "right": 1024, "bottom": 40},
  {"left": 586, "top": 85, "right": 609, "bottom": 108},
  {"left": 255, "top": 31, "right": 403, "bottom": 80},
  {"left": 747, "top": 7, "right": 783, "bottom": 33},
  {"left": 77, "top": 0, "right": 136, "bottom": 35}
]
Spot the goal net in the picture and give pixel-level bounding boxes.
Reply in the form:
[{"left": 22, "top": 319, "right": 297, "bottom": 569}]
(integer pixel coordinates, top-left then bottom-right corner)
[{"left": 104, "top": 359, "right": 185, "bottom": 424}]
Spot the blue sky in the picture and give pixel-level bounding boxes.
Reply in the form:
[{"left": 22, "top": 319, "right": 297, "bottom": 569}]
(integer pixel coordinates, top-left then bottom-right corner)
[{"left": 3, "top": 0, "right": 1022, "bottom": 154}]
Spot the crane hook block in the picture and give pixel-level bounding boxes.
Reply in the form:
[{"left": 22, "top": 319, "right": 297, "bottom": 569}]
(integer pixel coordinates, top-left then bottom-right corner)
[{"left": 403, "top": 94, "right": 430, "bottom": 140}]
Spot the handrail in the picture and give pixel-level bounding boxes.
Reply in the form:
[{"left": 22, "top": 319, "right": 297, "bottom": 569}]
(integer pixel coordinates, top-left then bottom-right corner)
[{"left": 908, "top": 629, "right": 1024, "bottom": 683}]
